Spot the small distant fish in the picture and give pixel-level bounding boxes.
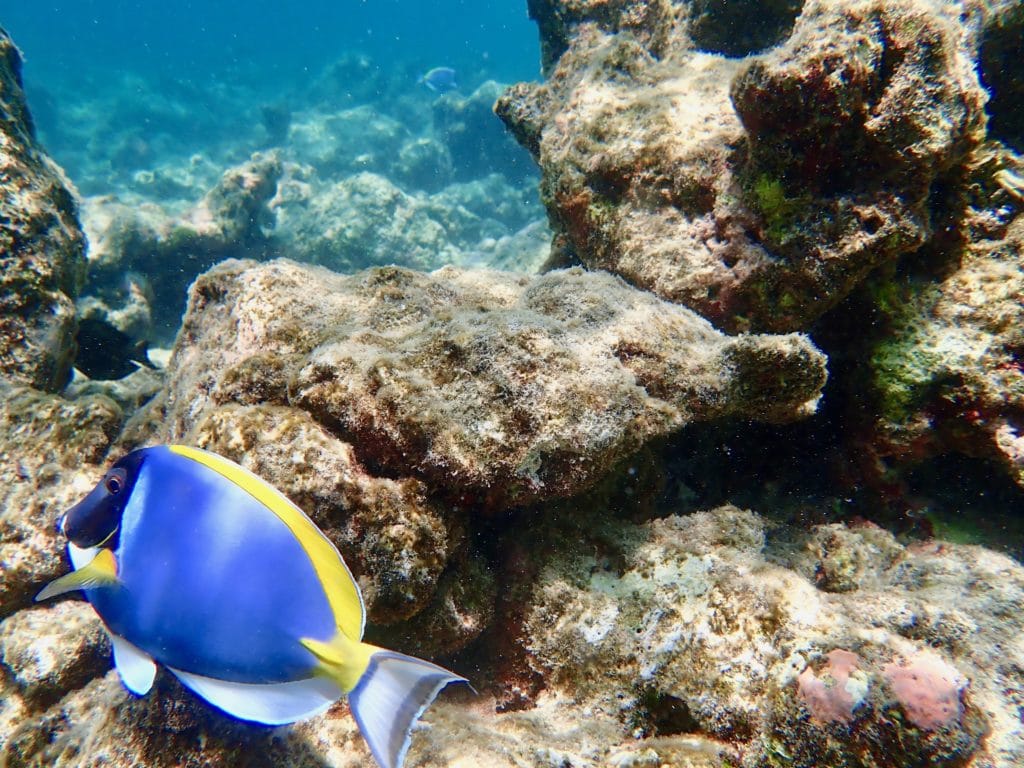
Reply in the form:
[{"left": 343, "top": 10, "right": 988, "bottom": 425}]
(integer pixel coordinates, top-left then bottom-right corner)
[
  {"left": 419, "top": 66, "right": 459, "bottom": 94},
  {"left": 37, "top": 445, "right": 468, "bottom": 768},
  {"left": 75, "top": 317, "right": 155, "bottom": 380}
]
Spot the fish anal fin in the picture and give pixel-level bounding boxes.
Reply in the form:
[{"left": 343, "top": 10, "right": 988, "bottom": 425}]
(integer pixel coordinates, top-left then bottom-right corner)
[
  {"left": 35, "top": 548, "right": 119, "bottom": 602},
  {"left": 168, "top": 668, "right": 341, "bottom": 725}
]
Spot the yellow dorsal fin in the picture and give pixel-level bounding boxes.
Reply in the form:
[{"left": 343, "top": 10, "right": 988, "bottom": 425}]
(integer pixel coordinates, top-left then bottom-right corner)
[
  {"left": 301, "top": 634, "right": 377, "bottom": 693},
  {"left": 36, "top": 548, "right": 119, "bottom": 602},
  {"left": 169, "top": 445, "right": 366, "bottom": 641}
]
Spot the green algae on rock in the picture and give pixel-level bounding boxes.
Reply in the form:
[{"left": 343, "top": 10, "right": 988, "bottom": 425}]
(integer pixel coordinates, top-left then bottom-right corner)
[{"left": 860, "top": 213, "right": 1024, "bottom": 490}]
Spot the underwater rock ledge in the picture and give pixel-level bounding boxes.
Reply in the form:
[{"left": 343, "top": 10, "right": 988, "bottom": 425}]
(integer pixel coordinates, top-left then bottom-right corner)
[
  {"left": 118, "top": 256, "right": 823, "bottom": 650},
  {"left": 160, "top": 258, "right": 827, "bottom": 513},
  {"left": 519, "top": 506, "right": 1023, "bottom": 768}
]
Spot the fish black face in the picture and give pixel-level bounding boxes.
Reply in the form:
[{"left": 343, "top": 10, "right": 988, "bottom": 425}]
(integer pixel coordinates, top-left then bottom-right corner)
[{"left": 61, "top": 449, "right": 147, "bottom": 548}]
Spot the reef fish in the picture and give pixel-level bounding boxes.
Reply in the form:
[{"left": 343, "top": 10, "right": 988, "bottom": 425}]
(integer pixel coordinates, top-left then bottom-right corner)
[
  {"left": 418, "top": 66, "right": 458, "bottom": 93},
  {"left": 74, "top": 316, "right": 155, "bottom": 381},
  {"left": 37, "top": 445, "right": 467, "bottom": 768}
]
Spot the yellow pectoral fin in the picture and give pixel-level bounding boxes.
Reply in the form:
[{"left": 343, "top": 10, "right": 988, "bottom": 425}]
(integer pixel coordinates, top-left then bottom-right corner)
[
  {"left": 35, "top": 548, "right": 119, "bottom": 602},
  {"left": 301, "top": 634, "right": 378, "bottom": 694}
]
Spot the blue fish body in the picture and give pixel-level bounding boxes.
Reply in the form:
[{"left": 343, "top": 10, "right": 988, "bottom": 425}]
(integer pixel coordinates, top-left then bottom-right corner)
[
  {"left": 87, "top": 446, "right": 336, "bottom": 683},
  {"left": 420, "top": 66, "right": 458, "bottom": 93},
  {"left": 38, "top": 445, "right": 468, "bottom": 768}
]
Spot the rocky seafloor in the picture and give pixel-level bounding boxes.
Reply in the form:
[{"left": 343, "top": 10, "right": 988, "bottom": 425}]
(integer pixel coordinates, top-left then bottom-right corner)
[{"left": 2, "top": 0, "right": 1024, "bottom": 766}]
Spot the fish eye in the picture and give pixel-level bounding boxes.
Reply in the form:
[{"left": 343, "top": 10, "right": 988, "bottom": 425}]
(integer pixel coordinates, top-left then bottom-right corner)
[{"left": 105, "top": 468, "right": 127, "bottom": 494}]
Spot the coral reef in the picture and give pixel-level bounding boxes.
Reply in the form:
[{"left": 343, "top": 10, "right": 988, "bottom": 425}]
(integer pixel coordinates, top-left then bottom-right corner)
[
  {"left": 271, "top": 170, "right": 464, "bottom": 272},
  {"left": 6, "top": 505, "right": 1022, "bottom": 767},
  {"left": 0, "top": 28, "right": 86, "bottom": 391},
  {"left": 82, "top": 130, "right": 546, "bottom": 346},
  {"left": 519, "top": 507, "right": 1021, "bottom": 767},
  {"left": 287, "top": 105, "right": 408, "bottom": 182},
  {"left": 499, "top": 0, "right": 1024, "bottom": 496},
  {"left": 498, "top": 0, "right": 992, "bottom": 333},
  {"left": 0, "top": 251, "right": 828, "bottom": 765},
  {"left": 3, "top": 1, "right": 1024, "bottom": 766},
  {"left": 161, "top": 259, "right": 825, "bottom": 511},
  {"left": 80, "top": 151, "right": 282, "bottom": 342}
]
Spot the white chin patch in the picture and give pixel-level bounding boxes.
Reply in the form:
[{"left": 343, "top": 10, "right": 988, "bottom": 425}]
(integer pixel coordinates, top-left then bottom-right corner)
[{"left": 67, "top": 542, "right": 99, "bottom": 570}]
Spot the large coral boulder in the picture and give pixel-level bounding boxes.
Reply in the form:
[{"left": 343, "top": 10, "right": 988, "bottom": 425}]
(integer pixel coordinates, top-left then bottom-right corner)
[
  {"left": 163, "top": 259, "right": 826, "bottom": 512},
  {"left": 0, "top": 28, "right": 86, "bottom": 390},
  {"left": 498, "top": 0, "right": 990, "bottom": 332},
  {"left": 143, "top": 256, "right": 824, "bottom": 652}
]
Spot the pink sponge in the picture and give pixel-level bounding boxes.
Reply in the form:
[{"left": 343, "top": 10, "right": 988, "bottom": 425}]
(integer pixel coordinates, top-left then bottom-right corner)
[
  {"left": 797, "top": 649, "right": 864, "bottom": 724},
  {"left": 883, "top": 651, "right": 964, "bottom": 730}
]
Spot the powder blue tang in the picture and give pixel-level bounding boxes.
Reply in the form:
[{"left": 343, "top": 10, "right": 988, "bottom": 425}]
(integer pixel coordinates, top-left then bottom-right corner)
[{"left": 37, "top": 444, "right": 467, "bottom": 768}]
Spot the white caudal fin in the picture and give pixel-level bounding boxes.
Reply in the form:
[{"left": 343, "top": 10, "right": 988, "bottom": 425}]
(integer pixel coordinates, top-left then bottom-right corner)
[
  {"left": 168, "top": 667, "right": 342, "bottom": 725},
  {"left": 348, "top": 650, "right": 468, "bottom": 768}
]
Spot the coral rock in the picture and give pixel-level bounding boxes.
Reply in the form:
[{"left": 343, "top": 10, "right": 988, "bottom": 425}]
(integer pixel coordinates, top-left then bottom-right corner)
[
  {"left": 0, "top": 29, "right": 87, "bottom": 390},
  {"left": 0, "top": 384, "right": 124, "bottom": 618},
  {"left": 81, "top": 151, "right": 282, "bottom": 341},
  {"left": 0, "top": 602, "right": 109, "bottom": 711},
  {"left": 270, "top": 171, "right": 464, "bottom": 272},
  {"left": 525, "top": 0, "right": 676, "bottom": 75},
  {"left": 522, "top": 507, "right": 1019, "bottom": 766},
  {"left": 863, "top": 213, "right": 1024, "bottom": 489},
  {"left": 164, "top": 258, "right": 825, "bottom": 512},
  {"left": 500, "top": 0, "right": 991, "bottom": 332}
]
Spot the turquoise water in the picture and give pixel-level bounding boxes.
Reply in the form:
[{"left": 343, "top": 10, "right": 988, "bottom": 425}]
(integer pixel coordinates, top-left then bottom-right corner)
[
  {"left": 4, "top": 1, "right": 539, "bottom": 83},
  {"left": 3, "top": 1, "right": 541, "bottom": 193}
]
